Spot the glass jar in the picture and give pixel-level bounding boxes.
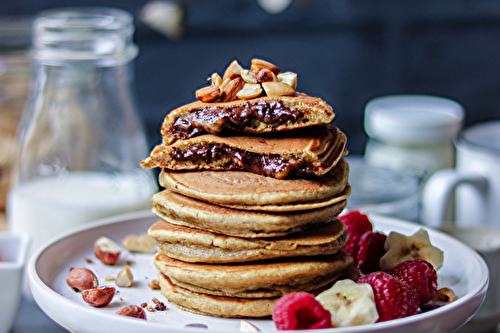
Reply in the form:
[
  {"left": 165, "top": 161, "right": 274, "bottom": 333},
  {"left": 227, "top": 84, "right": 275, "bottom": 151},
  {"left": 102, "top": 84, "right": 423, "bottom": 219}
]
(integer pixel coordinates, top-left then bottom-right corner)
[
  {"left": 363, "top": 95, "right": 464, "bottom": 181},
  {"left": 7, "top": 8, "right": 157, "bottom": 282},
  {"left": 0, "top": 17, "right": 32, "bottom": 216},
  {"left": 345, "top": 156, "right": 420, "bottom": 222}
]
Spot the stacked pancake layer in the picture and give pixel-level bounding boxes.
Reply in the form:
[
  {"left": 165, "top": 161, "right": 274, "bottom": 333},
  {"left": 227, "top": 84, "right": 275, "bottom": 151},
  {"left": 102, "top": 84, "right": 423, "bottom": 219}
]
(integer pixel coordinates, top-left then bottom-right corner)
[{"left": 143, "top": 59, "right": 357, "bottom": 318}]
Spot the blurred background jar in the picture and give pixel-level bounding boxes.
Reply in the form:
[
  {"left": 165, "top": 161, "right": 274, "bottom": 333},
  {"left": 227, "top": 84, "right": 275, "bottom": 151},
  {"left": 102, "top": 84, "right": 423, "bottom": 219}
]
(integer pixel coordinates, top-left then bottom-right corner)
[
  {"left": 0, "top": 17, "right": 31, "bottom": 221},
  {"left": 345, "top": 156, "right": 420, "bottom": 222},
  {"left": 363, "top": 95, "right": 464, "bottom": 182},
  {"left": 6, "top": 7, "right": 157, "bottom": 286}
]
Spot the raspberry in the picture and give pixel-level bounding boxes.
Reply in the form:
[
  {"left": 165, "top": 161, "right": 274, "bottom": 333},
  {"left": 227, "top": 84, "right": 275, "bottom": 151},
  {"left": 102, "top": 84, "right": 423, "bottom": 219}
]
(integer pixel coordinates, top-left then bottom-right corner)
[
  {"left": 339, "top": 211, "right": 373, "bottom": 263},
  {"left": 357, "top": 271, "right": 419, "bottom": 322},
  {"left": 272, "top": 292, "right": 331, "bottom": 330},
  {"left": 386, "top": 259, "right": 438, "bottom": 305},
  {"left": 357, "top": 231, "right": 387, "bottom": 274}
]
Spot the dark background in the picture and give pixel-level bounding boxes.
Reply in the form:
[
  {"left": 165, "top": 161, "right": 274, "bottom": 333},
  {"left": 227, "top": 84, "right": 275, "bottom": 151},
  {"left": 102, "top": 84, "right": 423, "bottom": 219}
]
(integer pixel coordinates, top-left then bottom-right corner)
[{"left": 2, "top": 0, "right": 500, "bottom": 154}]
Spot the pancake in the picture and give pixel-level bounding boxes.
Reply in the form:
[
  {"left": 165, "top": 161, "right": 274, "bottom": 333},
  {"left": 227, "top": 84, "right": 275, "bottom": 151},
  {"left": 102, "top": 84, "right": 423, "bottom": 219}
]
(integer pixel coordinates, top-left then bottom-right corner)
[
  {"left": 141, "top": 125, "right": 346, "bottom": 179},
  {"left": 148, "top": 219, "right": 348, "bottom": 263},
  {"left": 150, "top": 189, "right": 347, "bottom": 237},
  {"left": 158, "top": 158, "right": 349, "bottom": 212},
  {"left": 220, "top": 185, "right": 351, "bottom": 212},
  {"left": 160, "top": 92, "right": 336, "bottom": 145},
  {"left": 154, "top": 251, "right": 358, "bottom": 299},
  {"left": 158, "top": 272, "right": 277, "bottom": 318}
]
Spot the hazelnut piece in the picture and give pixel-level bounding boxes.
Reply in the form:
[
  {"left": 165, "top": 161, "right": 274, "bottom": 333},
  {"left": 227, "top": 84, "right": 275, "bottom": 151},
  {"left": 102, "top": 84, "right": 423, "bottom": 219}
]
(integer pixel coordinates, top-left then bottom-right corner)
[
  {"left": 240, "top": 69, "right": 258, "bottom": 84},
  {"left": 250, "top": 59, "right": 281, "bottom": 76},
  {"left": 94, "top": 236, "right": 122, "bottom": 265},
  {"left": 195, "top": 85, "right": 221, "bottom": 103},
  {"left": 121, "top": 233, "right": 156, "bottom": 253},
  {"left": 220, "top": 77, "right": 245, "bottom": 102},
  {"left": 66, "top": 268, "right": 98, "bottom": 292},
  {"left": 115, "top": 266, "right": 134, "bottom": 288},
  {"left": 222, "top": 60, "right": 243, "bottom": 82},
  {"left": 237, "top": 83, "right": 263, "bottom": 100},
  {"left": 277, "top": 71, "right": 297, "bottom": 89},
  {"left": 420, "top": 287, "right": 456, "bottom": 312},
  {"left": 256, "top": 68, "right": 277, "bottom": 84},
  {"left": 116, "top": 305, "right": 147, "bottom": 320},
  {"left": 261, "top": 81, "right": 295, "bottom": 97},
  {"left": 82, "top": 286, "right": 115, "bottom": 307}
]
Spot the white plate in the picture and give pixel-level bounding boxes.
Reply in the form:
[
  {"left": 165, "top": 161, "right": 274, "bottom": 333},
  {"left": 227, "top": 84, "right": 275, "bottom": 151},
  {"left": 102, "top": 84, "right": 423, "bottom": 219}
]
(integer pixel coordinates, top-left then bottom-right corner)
[{"left": 29, "top": 211, "right": 488, "bottom": 333}]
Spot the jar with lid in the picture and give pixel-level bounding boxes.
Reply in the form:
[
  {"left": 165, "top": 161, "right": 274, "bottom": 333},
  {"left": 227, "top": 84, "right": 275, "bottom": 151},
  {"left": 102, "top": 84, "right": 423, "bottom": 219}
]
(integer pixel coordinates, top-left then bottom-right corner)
[
  {"left": 363, "top": 95, "right": 464, "bottom": 181},
  {"left": 7, "top": 7, "right": 157, "bottom": 284}
]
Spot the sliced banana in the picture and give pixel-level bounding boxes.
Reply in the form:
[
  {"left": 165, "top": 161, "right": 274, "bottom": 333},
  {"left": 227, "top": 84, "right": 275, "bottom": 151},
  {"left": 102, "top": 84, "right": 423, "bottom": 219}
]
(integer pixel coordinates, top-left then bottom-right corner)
[
  {"left": 379, "top": 228, "right": 444, "bottom": 271},
  {"left": 316, "top": 279, "right": 379, "bottom": 327}
]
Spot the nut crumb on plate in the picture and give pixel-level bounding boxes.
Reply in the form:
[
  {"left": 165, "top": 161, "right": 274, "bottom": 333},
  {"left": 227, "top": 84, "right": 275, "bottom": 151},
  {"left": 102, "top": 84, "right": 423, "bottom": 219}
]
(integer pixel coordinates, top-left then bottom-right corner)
[{"left": 148, "top": 279, "right": 160, "bottom": 290}]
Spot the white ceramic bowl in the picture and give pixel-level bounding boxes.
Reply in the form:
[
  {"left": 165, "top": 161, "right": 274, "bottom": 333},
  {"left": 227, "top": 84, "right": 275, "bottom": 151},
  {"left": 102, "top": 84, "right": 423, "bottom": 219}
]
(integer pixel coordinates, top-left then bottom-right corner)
[
  {"left": 29, "top": 211, "right": 488, "bottom": 333},
  {"left": 0, "top": 232, "right": 30, "bottom": 333}
]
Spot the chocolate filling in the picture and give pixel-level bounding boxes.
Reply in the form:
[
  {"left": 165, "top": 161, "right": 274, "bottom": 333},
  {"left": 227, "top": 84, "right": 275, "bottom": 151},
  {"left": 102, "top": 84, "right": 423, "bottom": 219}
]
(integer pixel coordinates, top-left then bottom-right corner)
[
  {"left": 170, "top": 143, "right": 315, "bottom": 179},
  {"left": 169, "top": 100, "right": 304, "bottom": 141}
]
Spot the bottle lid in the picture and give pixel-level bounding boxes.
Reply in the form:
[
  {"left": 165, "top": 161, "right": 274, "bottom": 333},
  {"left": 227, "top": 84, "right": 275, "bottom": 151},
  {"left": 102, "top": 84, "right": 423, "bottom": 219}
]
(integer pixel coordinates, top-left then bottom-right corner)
[
  {"left": 364, "top": 95, "right": 464, "bottom": 145},
  {"left": 30, "top": 7, "right": 138, "bottom": 66}
]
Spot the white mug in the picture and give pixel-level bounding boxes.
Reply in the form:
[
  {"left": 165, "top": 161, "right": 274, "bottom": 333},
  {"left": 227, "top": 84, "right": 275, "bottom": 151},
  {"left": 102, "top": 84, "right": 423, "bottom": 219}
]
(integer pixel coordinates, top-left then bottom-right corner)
[
  {"left": 422, "top": 121, "right": 500, "bottom": 228},
  {"left": 422, "top": 121, "right": 500, "bottom": 332}
]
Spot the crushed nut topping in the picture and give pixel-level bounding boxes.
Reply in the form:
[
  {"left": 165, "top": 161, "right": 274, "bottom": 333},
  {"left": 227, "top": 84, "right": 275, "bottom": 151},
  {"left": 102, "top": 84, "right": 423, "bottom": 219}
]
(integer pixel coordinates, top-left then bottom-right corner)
[{"left": 195, "top": 59, "right": 297, "bottom": 103}]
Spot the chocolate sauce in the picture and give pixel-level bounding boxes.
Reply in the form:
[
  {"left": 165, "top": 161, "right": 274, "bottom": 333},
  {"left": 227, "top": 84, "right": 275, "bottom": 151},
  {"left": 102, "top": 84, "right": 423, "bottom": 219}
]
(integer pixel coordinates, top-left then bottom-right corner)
[
  {"left": 170, "top": 143, "right": 314, "bottom": 179},
  {"left": 169, "top": 101, "right": 302, "bottom": 141}
]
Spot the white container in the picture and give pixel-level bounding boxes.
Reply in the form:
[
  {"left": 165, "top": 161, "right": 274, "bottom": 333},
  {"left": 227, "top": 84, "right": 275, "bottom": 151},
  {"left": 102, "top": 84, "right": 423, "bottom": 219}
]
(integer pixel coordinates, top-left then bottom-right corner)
[
  {"left": 364, "top": 95, "right": 464, "bottom": 180},
  {"left": 0, "top": 232, "right": 30, "bottom": 333}
]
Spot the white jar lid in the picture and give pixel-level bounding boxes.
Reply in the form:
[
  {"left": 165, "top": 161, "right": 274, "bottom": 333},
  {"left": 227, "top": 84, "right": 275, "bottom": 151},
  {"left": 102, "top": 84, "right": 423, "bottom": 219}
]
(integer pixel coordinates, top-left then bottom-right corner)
[{"left": 364, "top": 95, "right": 464, "bottom": 145}]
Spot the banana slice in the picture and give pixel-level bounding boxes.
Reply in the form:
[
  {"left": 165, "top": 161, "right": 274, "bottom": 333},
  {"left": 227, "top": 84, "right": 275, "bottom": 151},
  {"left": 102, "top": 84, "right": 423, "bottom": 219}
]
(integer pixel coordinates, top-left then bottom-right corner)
[
  {"left": 379, "top": 228, "right": 444, "bottom": 271},
  {"left": 316, "top": 279, "right": 379, "bottom": 327}
]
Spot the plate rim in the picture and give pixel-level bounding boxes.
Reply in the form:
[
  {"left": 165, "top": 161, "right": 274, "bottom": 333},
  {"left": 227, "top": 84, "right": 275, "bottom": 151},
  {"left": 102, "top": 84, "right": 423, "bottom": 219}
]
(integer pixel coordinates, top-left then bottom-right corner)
[{"left": 28, "top": 211, "right": 489, "bottom": 333}]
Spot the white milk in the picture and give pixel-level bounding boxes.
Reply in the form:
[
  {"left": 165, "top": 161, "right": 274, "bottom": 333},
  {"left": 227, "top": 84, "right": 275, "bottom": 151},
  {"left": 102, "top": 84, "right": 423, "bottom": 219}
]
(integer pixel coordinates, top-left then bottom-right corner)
[
  {"left": 8, "top": 171, "right": 156, "bottom": 259},
  {"left": 8, "top": 171, "right": 157, "bottom": 299}
]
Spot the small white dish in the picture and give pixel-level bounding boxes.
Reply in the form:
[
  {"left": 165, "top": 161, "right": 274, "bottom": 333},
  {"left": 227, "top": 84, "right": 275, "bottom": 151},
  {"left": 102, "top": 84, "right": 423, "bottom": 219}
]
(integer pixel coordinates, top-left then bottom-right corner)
[
  {"left": 29, "top": 211, "right": 488, "bottom": 333},
  {"left": 0, "top": 232, "right": 30, "bottom": 333}
]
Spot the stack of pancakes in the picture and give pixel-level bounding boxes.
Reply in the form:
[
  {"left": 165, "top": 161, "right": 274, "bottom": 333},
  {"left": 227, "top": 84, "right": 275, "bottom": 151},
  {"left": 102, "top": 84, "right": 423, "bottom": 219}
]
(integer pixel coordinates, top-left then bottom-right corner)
[{"left": 141, "top": 59, "right": 358, "bottom": 318}]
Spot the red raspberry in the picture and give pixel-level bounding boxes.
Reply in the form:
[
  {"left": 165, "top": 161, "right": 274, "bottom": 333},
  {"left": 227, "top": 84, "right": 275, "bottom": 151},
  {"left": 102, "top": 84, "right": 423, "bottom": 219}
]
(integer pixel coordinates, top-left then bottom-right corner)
[
  {"left": 386, "top": 259, "right": 438, "bottom": 306},
  {"left": 357, "top": 271, "right": 419, "bottom": 321},
  {"left": 339, "top": 210, "right": 373, "bottom": 263},
  {"left": 272, "top": 292, "right": 331, "bottom": 330},
  {"left": 357, "top": 231, "right": 387, "bottom": 274}
]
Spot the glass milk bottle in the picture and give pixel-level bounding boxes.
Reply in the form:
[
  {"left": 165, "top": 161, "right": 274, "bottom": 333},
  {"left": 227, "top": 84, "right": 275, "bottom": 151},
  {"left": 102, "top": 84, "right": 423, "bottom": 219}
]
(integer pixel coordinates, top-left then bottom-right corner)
[{"left": 7, "top": 8, "right": 157, "bottom": 280}]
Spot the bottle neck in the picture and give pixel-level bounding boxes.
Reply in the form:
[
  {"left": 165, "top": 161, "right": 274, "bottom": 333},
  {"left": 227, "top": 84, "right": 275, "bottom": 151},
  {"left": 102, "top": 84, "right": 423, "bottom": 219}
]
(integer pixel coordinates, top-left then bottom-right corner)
[{"left": 31, "top": 7, "right": 138, "bottom": 67}]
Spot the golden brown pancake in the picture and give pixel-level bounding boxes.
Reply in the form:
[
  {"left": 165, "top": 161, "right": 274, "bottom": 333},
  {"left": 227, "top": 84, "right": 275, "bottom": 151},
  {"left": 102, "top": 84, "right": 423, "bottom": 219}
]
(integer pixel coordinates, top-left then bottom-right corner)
[
  {"left": 150, "top": 189, "right": 347, "bottom": 237},
  {"left": 157, "top": 272, "right": 277, "bottom": 318},
  {"left": 154, "top": 250, "right": 358, "bottom": 299},
  {"left": 220, "top": 185, "right": 351, "bottom": 212},
  {"left": 161, "top": 92, "right": 335, "bottom": 145},
  {"left": 142, "top": 125, "right": 346, "bottom": 179},
  {"left": 157, "top": 158, "right": 349, "bottom": 212},
  {"left": 148, "top": 219, "right": 348, "bottom": 263}
]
